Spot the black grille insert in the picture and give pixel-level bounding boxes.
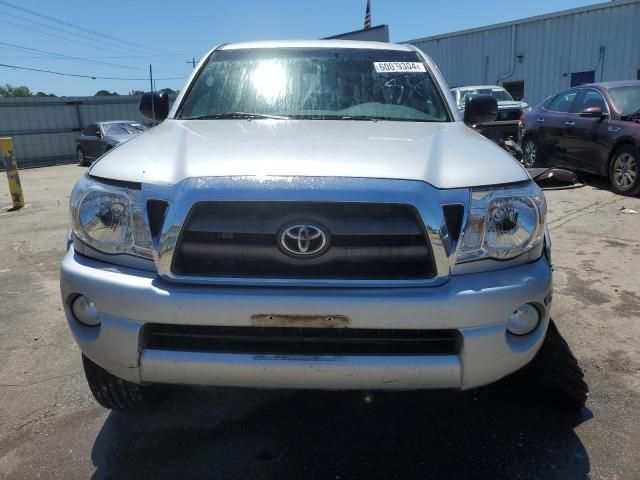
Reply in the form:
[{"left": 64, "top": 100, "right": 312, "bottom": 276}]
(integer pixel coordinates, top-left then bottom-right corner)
[
  {"left": 172, "top": 202, "right": 435, "bottom": 280},
  {"left": 144, "top": 324, "right": 461, "bottom": 356},
  {"left": 497, "top": 108, "right": 521, "bottom": 121}
]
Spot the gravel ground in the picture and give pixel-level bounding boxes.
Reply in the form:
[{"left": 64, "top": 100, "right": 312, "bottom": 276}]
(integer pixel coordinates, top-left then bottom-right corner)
[{"left": 0, "top": 164, "right": 639, "bottom": 479}]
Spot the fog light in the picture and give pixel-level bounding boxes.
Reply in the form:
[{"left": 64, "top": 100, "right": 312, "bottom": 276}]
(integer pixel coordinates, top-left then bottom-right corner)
[
  {"left": 507, "top": 303, "right": 540, "bottom": 335},
  {"left": 71, "top": 295, "right": 100, "bottom": 327}
]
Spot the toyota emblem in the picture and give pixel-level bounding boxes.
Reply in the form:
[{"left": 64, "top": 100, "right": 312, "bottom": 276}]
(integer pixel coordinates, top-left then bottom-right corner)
[{"left": 279, "top": 224, "right": 329, "bottom": 257}]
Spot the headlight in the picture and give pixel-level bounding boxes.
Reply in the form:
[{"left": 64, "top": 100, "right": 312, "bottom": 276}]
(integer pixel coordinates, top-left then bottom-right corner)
[
  {"left": 70, "top": 175, "right": 152, "bottom": 258},
  {"left": 456, "top": 182, "right": 546, "bottom": 263}
]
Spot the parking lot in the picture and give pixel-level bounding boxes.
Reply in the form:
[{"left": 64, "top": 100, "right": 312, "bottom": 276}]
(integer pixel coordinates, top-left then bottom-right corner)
[{"left": 0, "top": 164, "right": 639, "bottom": 479}]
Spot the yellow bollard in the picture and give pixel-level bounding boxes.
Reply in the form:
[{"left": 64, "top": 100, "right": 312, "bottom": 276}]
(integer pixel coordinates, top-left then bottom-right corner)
[{"left": 0, "top": 137, "right": 25, "bottom": 210}]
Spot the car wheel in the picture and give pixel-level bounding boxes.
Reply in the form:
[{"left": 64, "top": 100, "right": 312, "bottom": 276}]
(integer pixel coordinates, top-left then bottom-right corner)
[
  {"left": 82, "top": 354, "right": 161, "bottom": 410},
  {"left": 522, "top": 137, "right": 541, "bottom": 168},
  {"left": 524, "top": 319, "right": 588, "bottom": 410},
  {"left": 77, "top": 148, "right": 88, "bottom": 166},
  {"left": 609, "top": 146, "right": 640, "bottom": 195}
]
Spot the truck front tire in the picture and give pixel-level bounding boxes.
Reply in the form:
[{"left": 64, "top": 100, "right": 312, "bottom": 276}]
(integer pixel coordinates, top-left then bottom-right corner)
[
  {"left": 82, "top": 354, "right": 159, "bottom": 410},
  {"left": 525, "top": 319, "right": 588, "bottom": 410}
]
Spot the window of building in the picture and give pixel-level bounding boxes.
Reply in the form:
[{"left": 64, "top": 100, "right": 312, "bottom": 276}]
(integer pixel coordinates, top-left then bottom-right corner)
[
  {"left": 637, "top": 69, "right": 640, "bottom": 80},
  {"left": 503, "top": 81, "right": 525, "bottom": 101},
  {"left": 570, "top": 71, "right": 595, "bottom": 87}
]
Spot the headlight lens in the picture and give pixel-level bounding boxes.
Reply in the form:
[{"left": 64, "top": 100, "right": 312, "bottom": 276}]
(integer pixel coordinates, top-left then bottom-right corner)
[
  {"left": 70, "top": 175, "right": 152, "bottom": 258},
  {"left": 457, "top": 182, "right": 546, "bottom": 263}
]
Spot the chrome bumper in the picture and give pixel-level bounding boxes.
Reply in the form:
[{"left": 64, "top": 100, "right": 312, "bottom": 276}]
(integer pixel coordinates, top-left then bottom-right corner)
[{"left": 61, "top": 247, "right": 552, "bottom": 390}]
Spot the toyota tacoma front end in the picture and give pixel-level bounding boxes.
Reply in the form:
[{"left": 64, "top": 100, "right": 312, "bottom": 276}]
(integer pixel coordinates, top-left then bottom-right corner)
[{"left": 60, "top": 40, "right": 586, "bottom": 411}]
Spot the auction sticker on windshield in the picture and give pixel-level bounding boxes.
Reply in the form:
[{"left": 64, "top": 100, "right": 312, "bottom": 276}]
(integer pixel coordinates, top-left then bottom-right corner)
[{"left": 373, "top": 62, "right": 426, "bottom": 73}]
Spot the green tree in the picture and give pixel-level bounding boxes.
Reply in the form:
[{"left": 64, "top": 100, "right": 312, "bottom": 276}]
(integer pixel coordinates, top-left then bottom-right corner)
[
  {"left": 95, "top": 90, "right": 119, "bottom": 96},
  {"left": 0, "top": 84, "right": 34, "bottom": 97}
]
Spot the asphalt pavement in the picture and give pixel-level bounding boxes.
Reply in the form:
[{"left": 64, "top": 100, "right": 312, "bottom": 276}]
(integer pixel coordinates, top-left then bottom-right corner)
[{"left": 1, "top": 165, "right": 639, "bottom": 479}]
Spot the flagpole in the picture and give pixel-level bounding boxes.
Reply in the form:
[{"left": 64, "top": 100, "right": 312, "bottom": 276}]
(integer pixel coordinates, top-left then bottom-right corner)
[{"left": 364, "top": 0, "right": 372, "bottom": 30}]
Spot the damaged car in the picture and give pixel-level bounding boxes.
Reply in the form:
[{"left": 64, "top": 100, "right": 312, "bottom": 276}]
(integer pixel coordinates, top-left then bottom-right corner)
[{"left": 519, "top": 81, "right": 640, "bottom": 195}]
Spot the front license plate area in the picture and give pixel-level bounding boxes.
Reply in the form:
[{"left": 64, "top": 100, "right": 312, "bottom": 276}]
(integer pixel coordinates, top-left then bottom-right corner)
[{"left": 251, "top": 314, "right": 350, "bottom": 328}]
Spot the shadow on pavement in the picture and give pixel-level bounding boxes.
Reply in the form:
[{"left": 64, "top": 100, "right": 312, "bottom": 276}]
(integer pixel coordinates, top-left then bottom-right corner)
[{"left": 90, "top": 375, "right": 592, "bottom": 480}]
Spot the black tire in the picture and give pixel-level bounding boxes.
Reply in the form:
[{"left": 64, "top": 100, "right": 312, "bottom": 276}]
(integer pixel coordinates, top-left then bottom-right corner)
[
  {"left": 609, "top": 145, "right": 640, "bottom": 195},
  {"left": 525, "top": 320, "right": 588, "bottom": 410},
  {"left": 77, "top": 148, "right": 88, "bottom": 166},
  {"left": 82, "top": 354, "right": 158, "bottom": 410},
  {"left": 522, "top": 136, "right": 542, "bottom": 168}
]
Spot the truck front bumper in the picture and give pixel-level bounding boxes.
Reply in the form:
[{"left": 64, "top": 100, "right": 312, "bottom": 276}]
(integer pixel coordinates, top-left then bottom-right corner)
[{"left": 60, "top": 247, "right": 552, "bottom": 391}]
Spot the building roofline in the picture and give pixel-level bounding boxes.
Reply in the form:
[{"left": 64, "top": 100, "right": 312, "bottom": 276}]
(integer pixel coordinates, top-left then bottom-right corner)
[
  {"left": 402, "top": 0, "right": 640, "bottom": 44},
  {"left": 324, "top": 24, "right": 388, "bottom": 40}
]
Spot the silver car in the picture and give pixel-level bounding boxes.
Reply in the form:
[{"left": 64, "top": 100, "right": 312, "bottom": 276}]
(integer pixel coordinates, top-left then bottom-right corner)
[
  {"left": 75, "top": 120, "right": 146, "bottom": 166},
  {"left": 60, "top": 40, "right": 587, "bottom": 411}
]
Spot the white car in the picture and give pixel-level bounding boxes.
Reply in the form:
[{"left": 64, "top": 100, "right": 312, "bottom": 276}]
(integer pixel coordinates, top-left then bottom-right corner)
[{"left": 451, "top": 85, "right": 531, "bottom": 138}]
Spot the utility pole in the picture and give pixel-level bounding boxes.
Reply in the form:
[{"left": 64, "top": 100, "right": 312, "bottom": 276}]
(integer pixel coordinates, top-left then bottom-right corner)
[
  {"left": 186, "top": 57, "right": 196, "bottom": 69},
  {"left": 149, "top": 64, "right": 155, "bottom": 124}
]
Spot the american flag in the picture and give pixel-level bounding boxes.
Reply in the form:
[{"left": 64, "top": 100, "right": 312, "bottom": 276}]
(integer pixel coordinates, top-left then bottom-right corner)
[{"left": 364, "top": 0, "right": 371, "bottom": 30}]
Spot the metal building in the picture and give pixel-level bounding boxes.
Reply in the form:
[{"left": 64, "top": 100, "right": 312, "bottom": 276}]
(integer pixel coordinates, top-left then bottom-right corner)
[
  {"left": 0, "top": 95, "right": 170, "bottom": 167},
  {"left": 404, "top": 0, "right": 640, "bottom": 106}
]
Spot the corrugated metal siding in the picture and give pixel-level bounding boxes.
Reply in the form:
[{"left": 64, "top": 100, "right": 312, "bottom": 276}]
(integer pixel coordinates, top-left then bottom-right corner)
[
  {"left": 409, "top": 0, "right": 640, "bottom": 106},
  {"left": 0, "top": 95, "right": 153, "bottom": 167}
]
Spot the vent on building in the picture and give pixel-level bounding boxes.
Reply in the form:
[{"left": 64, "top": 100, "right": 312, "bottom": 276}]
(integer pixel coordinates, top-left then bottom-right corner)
[{"left": 570, "top": 71, "right": 595, "bottom": 87}]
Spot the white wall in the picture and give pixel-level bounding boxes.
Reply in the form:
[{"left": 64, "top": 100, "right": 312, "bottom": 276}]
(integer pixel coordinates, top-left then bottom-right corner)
[{"left": 406, "top": 0, "right": 640, "bottom": 106}]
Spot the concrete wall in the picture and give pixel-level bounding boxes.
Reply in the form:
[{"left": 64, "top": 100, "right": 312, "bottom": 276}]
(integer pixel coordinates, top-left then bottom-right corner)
[
  {"left": 0, "top": 95, "right": 150, "bottom": 167},
  {"left": 405, "top": 0, "right": 640, "bottom": 106}
]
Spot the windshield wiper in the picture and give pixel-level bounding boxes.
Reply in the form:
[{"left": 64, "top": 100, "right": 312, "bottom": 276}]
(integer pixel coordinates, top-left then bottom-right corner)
[
  {"left": 621, "top": 108, "right": 640, "bottom": 121},
  {"left": 183, "top": 112, "right": 290, "bottom": 120},
  {"left": 333, "top": 115, "right": 380, "bottom": 121}
]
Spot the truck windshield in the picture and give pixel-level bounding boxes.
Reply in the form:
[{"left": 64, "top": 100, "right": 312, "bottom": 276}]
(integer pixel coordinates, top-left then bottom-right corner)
[{"left": 177, "top": 48, "right": 450, "bottom": 122}]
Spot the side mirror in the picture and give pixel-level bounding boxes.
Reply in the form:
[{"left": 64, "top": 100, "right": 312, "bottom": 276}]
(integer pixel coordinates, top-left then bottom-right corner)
[
  {"left": 463, "top": 94, "right": 498, "bottom": 125},
  {"left": 579, "top": 106, "right": 607, "bottom": 119},
  {"left": 96, "top": 130, "right": 103, "bottom": 139},
  {"left": 139, "top": 91, "right": 170, "bottom": 121}
]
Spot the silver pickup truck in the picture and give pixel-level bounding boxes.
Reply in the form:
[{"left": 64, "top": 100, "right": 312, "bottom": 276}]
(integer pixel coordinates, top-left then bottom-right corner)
[{"left": 60, "top": 40, "right": 587, "bottom": 411}]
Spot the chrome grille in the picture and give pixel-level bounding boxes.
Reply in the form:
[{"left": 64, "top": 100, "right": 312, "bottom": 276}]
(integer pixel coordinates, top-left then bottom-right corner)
[{"left": 171, "top": 202, "right": 435, "bottom": 280}]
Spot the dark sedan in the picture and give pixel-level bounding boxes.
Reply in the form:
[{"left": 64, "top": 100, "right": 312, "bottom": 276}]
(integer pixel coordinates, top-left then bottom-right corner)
[
  {"left": 75, "top": 121, "right": 146, "bottom": 165},
  {"left": 519, "top": 81, "right": 640, "bottom": 195}
]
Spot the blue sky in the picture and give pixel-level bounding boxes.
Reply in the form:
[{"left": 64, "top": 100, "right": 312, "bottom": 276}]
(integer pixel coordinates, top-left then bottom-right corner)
[{"left": 0, "top": 0, "right": 600, "bottom": 97}]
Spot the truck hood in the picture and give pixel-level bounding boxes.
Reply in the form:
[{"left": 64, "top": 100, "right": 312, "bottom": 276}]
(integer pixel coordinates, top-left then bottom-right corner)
[{"left": 89, "top": 119, "right": 529, "bottom": 189}]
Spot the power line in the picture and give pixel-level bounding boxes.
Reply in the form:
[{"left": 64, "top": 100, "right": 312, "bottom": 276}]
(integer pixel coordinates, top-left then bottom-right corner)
[
  {"left": 0, "top": 63, "right": 187, "bottom": 81},
  {"left": 0, "top": 0, "right": 180, "bottom": 57},
  {"left": 0, "top": 18, "right": 150, "bottom": 58},
  {"left": 0, "top": 11, "right": 172, "bottom": 60},
  {"left": 0, "top": 41, "right": 142, "bottom": 70},
  {"left": 0, "top": 20, "right": 186, "bottom": 74}
]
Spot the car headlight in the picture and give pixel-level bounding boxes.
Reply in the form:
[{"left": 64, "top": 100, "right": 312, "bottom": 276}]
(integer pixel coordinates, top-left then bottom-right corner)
[
  {"left": 456, "top": 182, "right": 546, "bottom": 263},
  {"left": 70, "top": 175, "right": 152, "bottom": 258}
]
